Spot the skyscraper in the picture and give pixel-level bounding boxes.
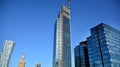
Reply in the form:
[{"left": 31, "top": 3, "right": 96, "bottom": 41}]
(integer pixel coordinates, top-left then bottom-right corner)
[
  {"left": 53, "top": 0, "right": 72, "bottom": 67},
  {"left": 0, "top": 40, "right": 15, "bottom": 67},
  {"left": 87, "top": 23, "right": 120, "bottom": 67},
  {"left": 74, "top": 41, "right": 89, "bottom": 67},
  {"left": 18, "top": 54, "right": 25, "bottom": 67},
  {"left": 35, "top": 62, "right": 41, "bottom": 67}
]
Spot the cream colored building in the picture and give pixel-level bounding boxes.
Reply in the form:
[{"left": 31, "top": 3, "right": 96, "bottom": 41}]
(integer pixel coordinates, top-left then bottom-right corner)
[{"left": 18, "top": 54, "right": 25, "bottom": 67}]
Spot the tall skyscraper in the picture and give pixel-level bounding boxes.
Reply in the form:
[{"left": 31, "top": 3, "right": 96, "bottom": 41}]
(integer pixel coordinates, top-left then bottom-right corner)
[
  {"left": 74, "top": 41, "right": 89, "bottom": 67},
  {"left": 87, "top": 23, "right": 120, "bottom": 67},
  {"left": 18, "top": 54, "right": 25, "bottom": 67},
  {"left": 35, "top": 62, "right": 41, "bottom": 67},
  {"left": 0, "top": 40, "right": 15, "bottom": 67},
  {"left": 53, "top": 0, "right": 72, "bottom": 67}
]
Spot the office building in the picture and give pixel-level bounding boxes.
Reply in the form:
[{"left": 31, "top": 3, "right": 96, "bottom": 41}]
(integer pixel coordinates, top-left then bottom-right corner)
[
  {"left": 74, "top": 41, "right": 89, "bottom": 67},
  {"left": 0, "top": 40, "right": 15, "bottom": 67},
  {"left": 87, "top": 23, "right": 120, "bottom": 67},
  {"left": 18, "top": 54, "right": 25, "bottom": 67},
  {"left": 35, "top": 62, "right": 41, "bottom": 67},
  {"left": 53, "top": 0, "right": 72, "bottom": 67}
]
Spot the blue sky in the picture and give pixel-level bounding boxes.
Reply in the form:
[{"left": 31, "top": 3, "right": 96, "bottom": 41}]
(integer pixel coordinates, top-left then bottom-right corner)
[{"left": 0, "top": 0, "right": 120, "bottom": 67}]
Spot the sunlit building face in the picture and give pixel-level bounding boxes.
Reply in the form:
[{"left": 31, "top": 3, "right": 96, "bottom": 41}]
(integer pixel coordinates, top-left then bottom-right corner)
[
  {"left": 53, "top": 5, "right": 72, "bottom": 67},
  {"left": 0, "top": 40, "right": 15, "bottom": 67}
]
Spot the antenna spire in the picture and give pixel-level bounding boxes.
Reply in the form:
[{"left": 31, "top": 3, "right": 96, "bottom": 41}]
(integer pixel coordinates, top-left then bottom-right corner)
[{"left": 67, "top": 0, "right": 71, "bottom": 9}]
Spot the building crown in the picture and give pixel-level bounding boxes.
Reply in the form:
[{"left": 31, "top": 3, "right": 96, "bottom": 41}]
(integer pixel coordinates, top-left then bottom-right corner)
[
  {"left": 67, "top": 0, "right": 71, "bottom": 9},
  {"left": 22, "top": 53, "right": 25, "bottom": 60}
]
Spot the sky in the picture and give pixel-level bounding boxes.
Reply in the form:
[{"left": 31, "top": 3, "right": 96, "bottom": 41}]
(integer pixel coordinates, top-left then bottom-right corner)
[{"left": 0, "top": 0, "right": 120, "bottom": 67}]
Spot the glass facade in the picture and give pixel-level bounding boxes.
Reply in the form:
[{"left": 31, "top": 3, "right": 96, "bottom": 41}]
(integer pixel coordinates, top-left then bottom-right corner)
[
  {"left": 0, "top": 40, "right": 15, "bottom": 67},
  {"left": 87, "top": 23, "right": 120, "bottom": 67},
  {"left": 36, "top": 63, "right": 41, "bottom": 67},
  {"left": 53, "top": 5, "right": 72, "bottom": 67},
  {"left": 74, "top": 41, "right": 89, "bottom": 67}
]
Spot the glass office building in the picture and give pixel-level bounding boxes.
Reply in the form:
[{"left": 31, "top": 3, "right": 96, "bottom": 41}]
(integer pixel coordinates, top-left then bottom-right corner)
[
  {"left": 0, "top": 40, "right": 15, "bottom": 67},
  {"left": 36, "top": 63, "right": 41, "bottom": 67},
  {"left": 53, "top": 0, "right": 72, "bottom": 67},
  {"left": 74, "top": 41, "right": 89, "bottom": 67},
  {"left": 87, "top": 23, "right": 120, "bottom": 67}
]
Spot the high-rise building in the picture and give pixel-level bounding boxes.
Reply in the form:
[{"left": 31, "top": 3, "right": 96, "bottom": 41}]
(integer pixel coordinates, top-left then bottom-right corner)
[
  {"left": 35, "top": 62, "right": 41, "bottom": 67},
  {"left": 53, "top": 0, "right": 72, "bottom": 67},
  {"left": 74, "top": 41, "right": 89, "bottom": 67},
  {"left": 18, "top": 54, "right": 25, "bottom": 67},
  {"left": 87, "top": 23, "right": 120, "bottom": 67},
  {"left": 0, "top": 53, "right": 1, "bottom": 57},
  {"left": 0, "top": 46, "right": 2, "bottom": 58},
  {"left": 0, "top": 40, "right": 15, "bottom": 67}
]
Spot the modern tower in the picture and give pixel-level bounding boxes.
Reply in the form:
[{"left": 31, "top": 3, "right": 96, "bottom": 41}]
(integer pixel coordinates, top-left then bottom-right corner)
[
  {"left": 18, "top": 54, "right": 26, "bottom": 67},
  {"left": 35, "top": 62, "right": 41, "bottom": 67},
  {"left": 74, "top": 41, "right": 89, "bottom": 67},
  {"left": 0, "top": 40, "right": 15, "bottom": 67},
  {"left": 53, "top": 0, "right": 72, "bottom": 67},
  {"left": 87, "top": 23, "right": 120, "bottom": 67}
]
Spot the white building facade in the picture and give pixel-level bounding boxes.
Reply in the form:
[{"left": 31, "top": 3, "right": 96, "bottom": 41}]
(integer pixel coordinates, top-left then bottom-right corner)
[{"left": 0, "top": 40, "right": 15, "bottom": 67}]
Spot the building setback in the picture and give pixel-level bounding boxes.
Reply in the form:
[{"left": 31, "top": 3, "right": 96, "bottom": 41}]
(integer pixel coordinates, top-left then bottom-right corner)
[
  {"left": 87, "top": 23, "right": 120, "bottom": 67},
  {"left": 74, "top": 41, "right": 89, "bottom": 67},
  {"left": 0, "top": 40, "right": 15, "bottom": 67},
  {"left": 52, "top": 0, "right": 72, "bottom": 67}
]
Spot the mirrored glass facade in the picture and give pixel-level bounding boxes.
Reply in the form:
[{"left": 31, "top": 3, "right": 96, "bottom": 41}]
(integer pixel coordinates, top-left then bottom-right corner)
[
  {"left": 87, "top": 23, "right": 120, "bottom": 67},
  {"left": 74, "top": 41, "right": 89, "bottom": 67},
  {"left": 53, "top": 5, "right": 72, "bottom": 67}
]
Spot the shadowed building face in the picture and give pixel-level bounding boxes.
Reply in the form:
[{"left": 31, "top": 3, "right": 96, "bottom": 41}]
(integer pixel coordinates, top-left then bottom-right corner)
[{"left": 87, "top": 23, "right": 120, "bottom": 67}]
